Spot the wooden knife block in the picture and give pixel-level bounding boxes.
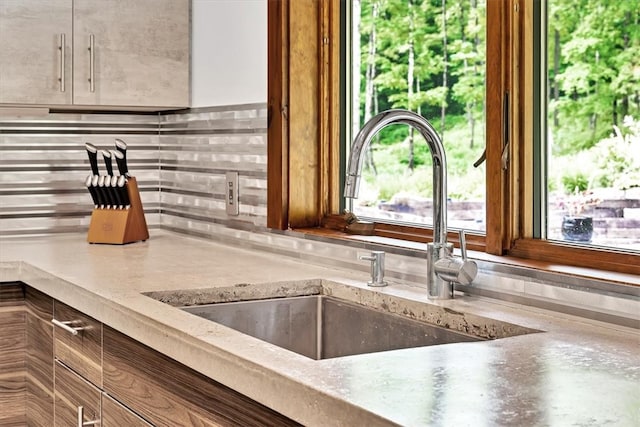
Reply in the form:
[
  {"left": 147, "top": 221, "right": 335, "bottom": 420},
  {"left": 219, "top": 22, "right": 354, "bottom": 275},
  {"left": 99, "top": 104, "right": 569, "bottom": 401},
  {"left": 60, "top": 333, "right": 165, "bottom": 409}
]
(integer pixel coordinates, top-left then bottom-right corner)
[{"left": 87, "top": 177, "right": 149, "bottom": 244}]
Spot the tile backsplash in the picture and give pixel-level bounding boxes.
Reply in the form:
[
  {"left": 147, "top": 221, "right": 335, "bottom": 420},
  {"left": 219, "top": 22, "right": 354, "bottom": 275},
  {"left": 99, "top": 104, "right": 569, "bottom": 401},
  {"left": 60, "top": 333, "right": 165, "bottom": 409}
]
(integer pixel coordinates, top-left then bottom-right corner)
[
  {"left": 2, "top": 104, "right": 637, "bottom": 329},
  {"left": 0, "top": 104, "right": 267, "bottom": 237},
  {"left": 159, "top": 104, "right": 268, "bottom": 235}
]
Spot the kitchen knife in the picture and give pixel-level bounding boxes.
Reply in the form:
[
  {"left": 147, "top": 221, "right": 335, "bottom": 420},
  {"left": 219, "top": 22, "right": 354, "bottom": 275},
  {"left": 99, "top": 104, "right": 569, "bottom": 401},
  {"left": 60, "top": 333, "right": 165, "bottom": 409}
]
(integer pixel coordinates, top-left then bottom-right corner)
[
  {"left": 98, "top": 175, "right": 113, "bottom": 209},
  {"left": 85, "top": 143, "right": 99, "bottom": 176},
  {"left": 102, "top": 150, "right": 114, "bottom": 176},
  {"left": 110, "top": 175, "right": 123, "bottom": 209},
  {"left": 85, "top": 175, "right": 98, "bottom": 208},
  {"left": 92, "top": 175, "right": 105, "bottom": 208},
  {"left": 114, "top": 139, "right": 130, "bottom": 177},
  {"left": 113, "top": 148, "right": 130, "bottom": 178},
  {"left": 117, "top": 175, "right": 131, "bottom": 208}
]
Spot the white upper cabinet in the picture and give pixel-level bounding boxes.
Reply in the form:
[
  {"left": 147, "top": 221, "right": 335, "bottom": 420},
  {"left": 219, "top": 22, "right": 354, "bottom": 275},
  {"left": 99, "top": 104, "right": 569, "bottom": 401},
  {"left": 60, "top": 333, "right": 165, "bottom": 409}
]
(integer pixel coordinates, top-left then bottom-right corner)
[
  {"left": 0, "top": 0, "right": 190, "bottom": 109},
  {"left": 0, "top": 1, "right": 73, "bottom": 105}
]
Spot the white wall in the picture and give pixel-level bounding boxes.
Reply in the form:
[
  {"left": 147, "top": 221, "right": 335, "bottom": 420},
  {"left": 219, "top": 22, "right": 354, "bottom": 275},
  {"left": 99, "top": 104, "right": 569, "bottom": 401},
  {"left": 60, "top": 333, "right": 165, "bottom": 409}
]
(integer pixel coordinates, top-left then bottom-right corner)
[{"left": 191, "top": 0, "right": 267, "bottom": 107}]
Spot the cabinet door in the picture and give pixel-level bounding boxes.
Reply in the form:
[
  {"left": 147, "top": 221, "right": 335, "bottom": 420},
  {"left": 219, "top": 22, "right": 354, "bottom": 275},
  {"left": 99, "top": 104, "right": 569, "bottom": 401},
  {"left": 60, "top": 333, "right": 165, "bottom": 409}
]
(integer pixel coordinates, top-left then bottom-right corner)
[
  {"left": 72, "top": 0, "right": 190, "bottom": 108},
  {"left": 26, "top": 287, "right": 54, "bottom": 427},
  {"left": 102, "top": 393, "right": 153, "bottom": 427},
  {"left": 0, "top": 283, "right": 25, "bottom": 426},
  {"left": 54, "top": 360, "right": 101, "bottom": 427},
  {"left": 0, "top": 0, "right": 72, "bottom": 105}
]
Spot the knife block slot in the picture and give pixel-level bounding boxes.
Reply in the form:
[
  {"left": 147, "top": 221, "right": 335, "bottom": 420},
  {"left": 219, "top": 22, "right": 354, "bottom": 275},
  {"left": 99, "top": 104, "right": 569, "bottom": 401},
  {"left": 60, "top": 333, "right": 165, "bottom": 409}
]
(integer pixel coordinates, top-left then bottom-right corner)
[{"left": 87, "top": 177, "right": 149, "bottom": 244}]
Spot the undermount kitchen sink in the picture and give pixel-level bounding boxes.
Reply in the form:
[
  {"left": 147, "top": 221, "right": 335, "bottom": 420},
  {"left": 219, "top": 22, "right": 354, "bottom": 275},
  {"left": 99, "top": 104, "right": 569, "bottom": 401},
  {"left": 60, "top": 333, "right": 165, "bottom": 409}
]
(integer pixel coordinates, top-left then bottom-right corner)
[
  {"left": 182, "top": 295, "right": 483, "bottom": 360},
  {"left": 146, "top": 279, "right": 540, "bottom": 361}
]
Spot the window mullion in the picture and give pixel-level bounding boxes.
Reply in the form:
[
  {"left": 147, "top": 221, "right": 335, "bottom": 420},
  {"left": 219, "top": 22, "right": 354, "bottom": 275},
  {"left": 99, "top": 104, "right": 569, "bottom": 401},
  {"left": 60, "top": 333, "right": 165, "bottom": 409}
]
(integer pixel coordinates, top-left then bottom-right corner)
[{"left": 485, "top": 0, "right": 511, "bottom": 255}]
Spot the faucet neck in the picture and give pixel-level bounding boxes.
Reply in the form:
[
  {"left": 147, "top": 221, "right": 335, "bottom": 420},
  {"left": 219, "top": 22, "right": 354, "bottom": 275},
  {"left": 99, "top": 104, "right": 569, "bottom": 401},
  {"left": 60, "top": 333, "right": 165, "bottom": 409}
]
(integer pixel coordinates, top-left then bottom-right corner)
[{"left": 344, "top": 109, "right": 448, "bottom": 246}]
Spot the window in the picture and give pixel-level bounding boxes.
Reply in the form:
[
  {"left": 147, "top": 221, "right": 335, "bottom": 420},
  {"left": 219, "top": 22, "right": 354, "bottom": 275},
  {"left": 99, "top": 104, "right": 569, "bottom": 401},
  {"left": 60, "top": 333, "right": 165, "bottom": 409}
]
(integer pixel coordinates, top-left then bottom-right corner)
[
  {"left": 542, "top": 0, "right": 640, "bottom": 251},
  {"left": 347, "top": 0, "right": 487, "bottom": 234},
  {"left": 267, "top": 0, "right": 640, "bottom": 276}
]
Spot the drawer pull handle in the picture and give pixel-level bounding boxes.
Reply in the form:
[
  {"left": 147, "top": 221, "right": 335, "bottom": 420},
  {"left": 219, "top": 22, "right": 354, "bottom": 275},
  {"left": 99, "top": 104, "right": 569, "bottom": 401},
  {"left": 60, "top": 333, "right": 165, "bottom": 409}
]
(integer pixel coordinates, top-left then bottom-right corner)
[
  {"left": 77, "top": 406, "right": 100, "bottom": 427},
  {"left": 51, "top": 319, "right": 85, "bottom": 336}
]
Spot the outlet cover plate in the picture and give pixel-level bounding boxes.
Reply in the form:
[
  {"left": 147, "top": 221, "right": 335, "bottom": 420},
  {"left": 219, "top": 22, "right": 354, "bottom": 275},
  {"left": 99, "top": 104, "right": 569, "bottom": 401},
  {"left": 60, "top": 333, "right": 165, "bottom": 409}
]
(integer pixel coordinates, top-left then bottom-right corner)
[{"left": 225, "top": 171, "right": 239, "bottom": 216}]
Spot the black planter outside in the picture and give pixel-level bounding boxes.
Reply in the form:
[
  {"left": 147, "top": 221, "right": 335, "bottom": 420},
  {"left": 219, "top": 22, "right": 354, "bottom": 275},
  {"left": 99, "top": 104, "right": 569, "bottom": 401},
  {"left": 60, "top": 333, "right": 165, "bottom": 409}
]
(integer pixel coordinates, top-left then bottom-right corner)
[{"left": 561, "top": 216, "right": 594, "bottom": 242}]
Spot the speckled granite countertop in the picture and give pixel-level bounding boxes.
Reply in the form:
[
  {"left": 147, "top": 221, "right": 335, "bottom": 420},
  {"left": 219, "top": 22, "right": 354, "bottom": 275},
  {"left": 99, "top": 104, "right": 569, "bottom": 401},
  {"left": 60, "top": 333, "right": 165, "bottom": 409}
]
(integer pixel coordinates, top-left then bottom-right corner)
[{"left": 1, "top": 231, "right": 638, "bottom": 426}]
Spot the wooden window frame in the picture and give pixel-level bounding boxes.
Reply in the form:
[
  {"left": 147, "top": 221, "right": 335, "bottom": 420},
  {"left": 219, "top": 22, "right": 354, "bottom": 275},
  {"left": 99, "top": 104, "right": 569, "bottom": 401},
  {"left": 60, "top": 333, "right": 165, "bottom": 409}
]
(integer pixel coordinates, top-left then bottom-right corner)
[{"left": 267, "top": 0, "right": 640, "bottom": 278}]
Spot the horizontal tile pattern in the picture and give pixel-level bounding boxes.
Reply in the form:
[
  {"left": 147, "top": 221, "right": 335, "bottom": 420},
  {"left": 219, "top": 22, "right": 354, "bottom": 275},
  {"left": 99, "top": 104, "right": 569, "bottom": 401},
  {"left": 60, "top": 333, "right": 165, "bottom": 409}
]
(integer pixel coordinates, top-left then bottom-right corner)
[
  {"left": 0, "top": 104, "right": 267, "bottom": 237},
  {"left": 159, "top": 104, "right": 268, "bottom": 231},
  {"left": 0, "top": 112, "right": 160, "bottom": 236}
]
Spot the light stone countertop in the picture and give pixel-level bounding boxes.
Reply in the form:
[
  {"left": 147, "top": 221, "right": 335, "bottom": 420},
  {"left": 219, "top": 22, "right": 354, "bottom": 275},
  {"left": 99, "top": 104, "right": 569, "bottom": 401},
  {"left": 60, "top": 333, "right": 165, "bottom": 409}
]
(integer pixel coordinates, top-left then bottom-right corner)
[{"left": 1, "top": 230, "right": 639, "bottom": 426}]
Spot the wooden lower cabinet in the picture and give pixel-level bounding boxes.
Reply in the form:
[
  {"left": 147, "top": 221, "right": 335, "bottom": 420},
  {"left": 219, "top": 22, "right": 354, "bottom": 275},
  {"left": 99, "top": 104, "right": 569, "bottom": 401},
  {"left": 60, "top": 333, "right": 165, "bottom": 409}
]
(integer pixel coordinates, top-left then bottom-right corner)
[
  {"left": 102, "top": 393, "right": 153, "bottom": 426},
  {"left": 1, "top": 283, "right": 300, "bottom": 426},
  {"left": 103, "top": 326, "right": 301, "bottom": 427},
  {"left": 53, "top": 300, "right": 102, "bottom": 388},
  {"left": 0, "top": 283, "right": 26, "bottom": 426},
  {"left": 54, "top": 360, "right": 101, "bottom": 427},
  {"left": 25, "top": 286, "right": 54, "bottom": 427}
]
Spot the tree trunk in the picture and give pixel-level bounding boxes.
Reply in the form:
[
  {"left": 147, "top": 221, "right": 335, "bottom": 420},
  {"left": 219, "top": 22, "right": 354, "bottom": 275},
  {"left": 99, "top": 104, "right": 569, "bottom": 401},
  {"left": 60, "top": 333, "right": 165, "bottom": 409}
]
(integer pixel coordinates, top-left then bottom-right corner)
[
  {"left": 352, "top": 0, "right": 362, "bottom": 141},
  {"left": 553, "top": 28, "right": 560, "bottom": 127},
  {"left": 470, "top": 0, "right": 479, "bottom": 148},
  {"left": 441, "top": 0, "right": 448, "bottom": 138},
  {"left": 408, "top": 0, "right": 416, "bottom": 171},
  {"left": 363, "top": 0, "right": 378, "bottom": 174}
]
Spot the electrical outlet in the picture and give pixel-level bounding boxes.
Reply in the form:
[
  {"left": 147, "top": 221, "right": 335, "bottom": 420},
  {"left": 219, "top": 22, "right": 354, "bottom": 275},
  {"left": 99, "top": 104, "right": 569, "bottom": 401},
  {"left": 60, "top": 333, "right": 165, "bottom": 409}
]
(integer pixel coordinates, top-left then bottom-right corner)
[{"left": 225, "top": 171, "right": 239, "bottom": 216}]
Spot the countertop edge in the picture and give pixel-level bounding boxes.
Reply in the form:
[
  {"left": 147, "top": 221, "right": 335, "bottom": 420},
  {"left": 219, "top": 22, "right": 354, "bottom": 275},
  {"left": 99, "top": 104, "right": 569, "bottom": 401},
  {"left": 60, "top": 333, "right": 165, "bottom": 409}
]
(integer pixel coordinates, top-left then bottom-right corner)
[{"left": 3, "top": 261, "right": 399, "bottom": 427}]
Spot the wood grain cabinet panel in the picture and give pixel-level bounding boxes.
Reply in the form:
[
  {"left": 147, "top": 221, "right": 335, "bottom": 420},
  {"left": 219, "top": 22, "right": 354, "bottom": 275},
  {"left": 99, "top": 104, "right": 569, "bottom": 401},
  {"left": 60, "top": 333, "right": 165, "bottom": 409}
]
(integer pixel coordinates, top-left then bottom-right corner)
[
  {"left": 103, "top": 326, "right": 301, "bottom": 427},
  {"left": 0, "top": 283, "right": 26, "bottom": 426},
  {"left": 53, "top": 300, "right": 102, "bottom": 388},
  {"left": 54, "top": 360, "right": 101, "bottom": 427},
  {"left": 102, "top": 393, "right": 153, "bottom": 427},
  {"left": 25, "top": 287, "right": 54, "bottom": 427}
]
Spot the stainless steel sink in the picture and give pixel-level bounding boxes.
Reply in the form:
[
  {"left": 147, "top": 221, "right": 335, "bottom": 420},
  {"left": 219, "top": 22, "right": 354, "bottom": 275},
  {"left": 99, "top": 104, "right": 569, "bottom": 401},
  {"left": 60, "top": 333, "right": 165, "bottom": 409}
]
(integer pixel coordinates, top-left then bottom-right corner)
[{"left": 182, "top": 295, "right": 483, "bottom": 360}]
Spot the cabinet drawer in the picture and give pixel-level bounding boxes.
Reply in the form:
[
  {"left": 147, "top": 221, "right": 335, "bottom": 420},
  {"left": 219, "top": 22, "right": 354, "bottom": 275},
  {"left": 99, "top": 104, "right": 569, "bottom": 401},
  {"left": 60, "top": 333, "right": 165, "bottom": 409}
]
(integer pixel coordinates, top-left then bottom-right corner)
[
  {"left": 103, "top": 326, "right": 300, "bottom": 426},
  {"left": 53, "top": 300, "right": 102, "bottom": 387},
  {"left": 54, "top": 360, "right": 101, "bottom": 427},
  {"left": 102, "top": 393, "right": 152, "bottom": 427}
]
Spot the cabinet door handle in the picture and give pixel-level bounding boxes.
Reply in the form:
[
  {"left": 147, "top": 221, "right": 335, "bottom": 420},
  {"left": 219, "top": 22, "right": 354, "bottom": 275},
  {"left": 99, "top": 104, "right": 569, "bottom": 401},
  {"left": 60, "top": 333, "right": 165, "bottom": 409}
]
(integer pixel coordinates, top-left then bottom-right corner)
[
  {"left": 88, "top": 34, "right": 95, "bottom": 93},
  {"left": 77, "top": 406, "right": 100, "bottom": 427},
  {"left": 58, "top": 33, "right": 66, "bottom": 92},
  {"left": 51, "top": 318, "right": 85, "bottom": 335}
]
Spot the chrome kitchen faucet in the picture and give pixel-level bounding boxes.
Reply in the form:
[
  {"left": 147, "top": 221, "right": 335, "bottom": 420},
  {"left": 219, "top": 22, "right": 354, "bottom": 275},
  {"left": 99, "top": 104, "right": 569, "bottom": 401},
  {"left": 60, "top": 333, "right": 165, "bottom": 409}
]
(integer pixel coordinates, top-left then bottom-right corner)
[{"left": 344, "top": 109, "right": 477, "bottom": 299}]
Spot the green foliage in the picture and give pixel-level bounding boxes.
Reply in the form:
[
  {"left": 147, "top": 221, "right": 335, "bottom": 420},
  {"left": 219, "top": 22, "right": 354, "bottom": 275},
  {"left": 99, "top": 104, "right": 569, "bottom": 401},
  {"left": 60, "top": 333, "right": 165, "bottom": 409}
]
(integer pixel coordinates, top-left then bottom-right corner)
[
  {"left": 355, "top": 0, "right": 638, "bottom": 206},
  {"left": 561, "top": 172, "right": 590, "bottom": 194},
  {"left": 547, "top": 0, "right": 639, "bottom": 153},
  {"left": 361, "top": 121, "right": 486, "bottom": 201},
  {"left": 593, "top": 116, "right": 640, "bottom": 190},
  {"left": 550, "top": 116, "right": 640, "bottom": 195}
]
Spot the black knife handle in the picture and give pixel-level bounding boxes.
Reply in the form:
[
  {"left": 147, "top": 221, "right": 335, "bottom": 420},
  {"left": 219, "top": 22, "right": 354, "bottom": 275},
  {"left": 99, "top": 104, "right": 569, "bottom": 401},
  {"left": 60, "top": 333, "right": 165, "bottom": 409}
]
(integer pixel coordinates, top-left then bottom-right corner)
[
  {"left": 98, "top": 175, "right": 114, "bottom": 208},
  {"left": 117, "top": 175, "right": 131, "bottom": 207},
  {"left": 92, "top": 175, "right": 105, "bottom": 208},
  {"left": 114, "top": 139, "right": 128, "bottom": 174},
  {"left": 85, "top": 143, "right": 99, "bottom": 176},
  {"left": 113, "top": 149, "right": 129, "bottom": 177},
  {"left": 109, "top": 175, "right": 123, "bottom": 209},
  {"left": 102, "top": 150, "right": 113, "bottom": 176},
  {"left": 85, "top": 175, "right": 98, "bottom": 207}
]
